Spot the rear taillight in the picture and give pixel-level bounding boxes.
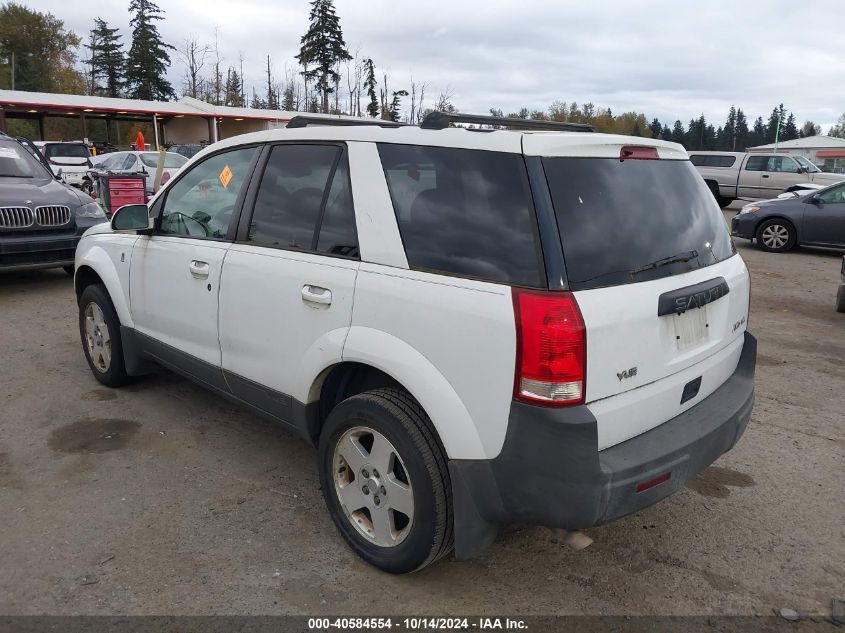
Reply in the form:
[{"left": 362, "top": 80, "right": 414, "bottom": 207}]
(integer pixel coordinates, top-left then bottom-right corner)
[{"left": 512, "top": 288, "right": 586, "bottom": 406}]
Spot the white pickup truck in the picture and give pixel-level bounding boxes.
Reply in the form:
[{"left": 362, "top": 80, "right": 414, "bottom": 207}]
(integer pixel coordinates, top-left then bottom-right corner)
[{"left": 691, "top": 151, "right": 845, "bottom": 207}]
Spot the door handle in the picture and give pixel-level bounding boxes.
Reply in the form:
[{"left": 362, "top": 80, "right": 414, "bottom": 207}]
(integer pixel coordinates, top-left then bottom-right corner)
[
  {"left": 762, "top": 174, "right": 770, "bottom": 178},
  {"left": 302, "top": 284, "right": 332, "bottom": 306},
  {"left": 189, "top": 260, "right": 209, "bottom": 279}
]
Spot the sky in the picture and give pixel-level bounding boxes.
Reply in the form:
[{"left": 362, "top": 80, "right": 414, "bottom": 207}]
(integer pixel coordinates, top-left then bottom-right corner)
[{"left": 34, "top": 0, "right": 845, "bottom": 130}]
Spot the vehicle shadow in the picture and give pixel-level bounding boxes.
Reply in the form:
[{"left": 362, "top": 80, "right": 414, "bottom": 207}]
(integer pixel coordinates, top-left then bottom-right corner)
[{"left": 0, "top": 268, "right": 73, "bottom": 290}]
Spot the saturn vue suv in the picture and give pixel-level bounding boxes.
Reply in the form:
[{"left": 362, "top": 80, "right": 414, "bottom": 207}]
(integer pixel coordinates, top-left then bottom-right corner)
[{"left": 71, "top": 112, "right": 756, "bottom": 573}]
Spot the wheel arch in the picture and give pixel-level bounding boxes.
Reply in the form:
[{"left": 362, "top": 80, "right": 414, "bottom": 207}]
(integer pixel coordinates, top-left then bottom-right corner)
[
  {"left": 310, "top": 327, "right": 488, "bottom": 461},
  {"left": 74, "top": 246, "right": 133, "bottom": 327}
]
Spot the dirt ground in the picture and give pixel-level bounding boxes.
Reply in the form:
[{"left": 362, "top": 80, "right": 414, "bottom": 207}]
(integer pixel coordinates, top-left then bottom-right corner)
[{"left": 0, "top": 210, "right": 843, "bottom": 616}]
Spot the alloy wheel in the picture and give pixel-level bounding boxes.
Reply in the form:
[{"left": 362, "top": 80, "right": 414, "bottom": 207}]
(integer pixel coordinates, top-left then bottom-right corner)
[
  {"left": 332, "top": 426, "right": 414, "bottom": 548},
  {"left": 84, "top": 302, "right": 111, "bottom": 373},
  {"left": 761, "top": 224, "right": 789, "bottom": 249}
]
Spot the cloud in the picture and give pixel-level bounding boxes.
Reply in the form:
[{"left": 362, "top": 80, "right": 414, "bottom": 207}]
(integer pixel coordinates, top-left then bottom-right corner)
[{"left": 35, "top": 0, "right": 845, "bottom": 129}]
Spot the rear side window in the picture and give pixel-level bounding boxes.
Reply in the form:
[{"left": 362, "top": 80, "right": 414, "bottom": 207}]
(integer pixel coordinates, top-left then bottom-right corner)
[
  {"left": 745, "top": 156, "right": 769, "bottom": 171},
  {"left": 377, "top": 144, "right": 544, "bottom": 287},
  {"left": 247, "top": 144, "right": 358, "bottom": 258},
  {"left": 543, "top": 157, "right": 735, "bottom": 291},
  {"left": 44, "top": 143, "right": 89, "bottom": 159},
  {"left": 690, "top": 155, "right": 736, "bottom": 168}
]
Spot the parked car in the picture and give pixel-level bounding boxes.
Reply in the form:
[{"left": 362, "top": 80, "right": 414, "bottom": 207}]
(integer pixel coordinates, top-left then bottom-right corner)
[
  {"left": 86, "top": 150, "right": 189, "bottom": 195},
  {"left": 33, "top": 141, "right": 93, "bottom": 188},
  {"left": 691, "top": 151, "right": 845, "bottom": 207},
  {"left": 0, "top": 133, "right": 106, "bottom": 273},
  {"left": 836, "top": 257, "right": 845, "bottom": 313},
  {"left": 74, "top": 113, "right": 755, "bottom": 573},
  {"left": 731, "top": 181, "right": 845, "bottom": 252},
  {"left": 167, "top": 143, "right": 206, "bottom": 159}
]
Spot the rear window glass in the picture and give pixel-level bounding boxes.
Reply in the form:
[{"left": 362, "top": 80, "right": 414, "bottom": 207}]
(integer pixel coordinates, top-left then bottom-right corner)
[
  {"left": 44, "top": 143, "right": 89, "bottom": 159},
  {"left": 690, "top": 154, "right": 736, "bottom": 168},
  {"left": 140, "top": 152, "right": 188, "bottom": 168},
  {"left": 543, "top": 158, "right": 735, "bottom": 291},
  {"left": 377, "top": 144, "right": 544, "bottom": 287}
]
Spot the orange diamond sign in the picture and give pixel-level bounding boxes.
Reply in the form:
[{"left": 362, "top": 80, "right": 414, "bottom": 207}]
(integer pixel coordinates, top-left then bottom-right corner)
[{"left": 218, "top": 164, "right": 233, "bottom": 188}]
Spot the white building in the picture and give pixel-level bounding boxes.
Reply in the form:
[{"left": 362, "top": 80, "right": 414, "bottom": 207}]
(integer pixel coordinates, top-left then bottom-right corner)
[{"left": 748, "top": 135, "right": 845, "bottom": 173}]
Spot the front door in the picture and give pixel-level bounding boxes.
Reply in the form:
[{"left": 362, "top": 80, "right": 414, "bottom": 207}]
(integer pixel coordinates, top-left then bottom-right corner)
[
  {"left": 803, "top": 182, "right": 845, "bottom": 246},
  {"left": 218, "top": 143, "right": 360, "bottom": 420},
  {"left": 129, "top": 144, "right": 260, "bottom": 386}
]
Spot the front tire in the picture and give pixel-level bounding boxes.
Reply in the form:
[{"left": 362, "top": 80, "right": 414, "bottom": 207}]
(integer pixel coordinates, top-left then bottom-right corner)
[
  {"left": 318, "top": 388, "right": 453, "bottom": 574},
  {"left": 63, "top": 265, "right": 75, "bottom": 276},
  {"left": 756, "top": 218, "right": 796, "bottom": 252},
  {"left": 78, "top": 283, "right": 131, "bottom": 387}
]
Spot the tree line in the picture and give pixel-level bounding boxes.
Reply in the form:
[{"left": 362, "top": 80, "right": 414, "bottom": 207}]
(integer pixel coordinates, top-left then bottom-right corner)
[{"left": 2, "top": 0, "right": 845, "bottom": 150}]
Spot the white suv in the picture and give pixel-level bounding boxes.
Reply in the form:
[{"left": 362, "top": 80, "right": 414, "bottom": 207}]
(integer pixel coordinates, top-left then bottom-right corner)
[{"left": 73, "top": 112, "right": 756, "bottom": 574}]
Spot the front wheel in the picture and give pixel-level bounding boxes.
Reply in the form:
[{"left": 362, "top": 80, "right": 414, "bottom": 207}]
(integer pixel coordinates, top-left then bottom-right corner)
[
  {"left": 78, "top": 283, "right": 131, "bottom": 387},
  {"left": 318, "top": 388, "right": 453, "bottom": 574},
  {"left": 756, "top": 219, "right": 796, "bottom": 252}
]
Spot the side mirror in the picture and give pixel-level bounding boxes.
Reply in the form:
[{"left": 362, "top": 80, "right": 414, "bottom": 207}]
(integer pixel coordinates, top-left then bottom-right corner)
[
  {"left": 111, "top": 204, "right": 153, "bottom": 232},
  {"left": 56, "top": 168, "right": 63, "bottom": 178},
  {"left": 808, "top": 195, "right": 821, "bottom": 206}
]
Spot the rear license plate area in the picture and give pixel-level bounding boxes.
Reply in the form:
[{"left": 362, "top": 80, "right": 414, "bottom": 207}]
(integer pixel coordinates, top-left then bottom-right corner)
[{"left": 672, "top": 306, "right": 709, "bottom": 351}]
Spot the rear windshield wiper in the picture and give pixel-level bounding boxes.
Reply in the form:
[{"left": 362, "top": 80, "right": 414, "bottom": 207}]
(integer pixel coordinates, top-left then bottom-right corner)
[{"left": 630, "top": 250, "right": 699, "bottom": 275}]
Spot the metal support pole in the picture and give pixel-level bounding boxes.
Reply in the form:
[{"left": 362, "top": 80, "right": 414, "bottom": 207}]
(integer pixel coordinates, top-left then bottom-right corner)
[{"left": 153, "top": 113, "right": 160, "bottom": 150}]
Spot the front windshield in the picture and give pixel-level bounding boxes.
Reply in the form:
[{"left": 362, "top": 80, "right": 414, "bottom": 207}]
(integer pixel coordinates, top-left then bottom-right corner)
[
  {"left": 795, "top": 156, "right": 820, "bottom": 173},
  {"left": 0, "top": 140, "right": 52, "bottom": 178}
]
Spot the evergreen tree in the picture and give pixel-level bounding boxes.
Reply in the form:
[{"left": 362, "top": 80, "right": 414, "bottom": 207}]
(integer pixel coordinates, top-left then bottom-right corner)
[
  {"left": 250, "top": 88, "right": 266, "bottom": 109},
  {"left": 661, "top": 124, "right": 672, "bottom": 141},
  {"left": 125, "top": 0, "right": 175, "bottom": 100},
  {"left": 735, "top": 108, "right": 749, "bottom": 151},
  {"left": 766, "top": 104, "right": 786, "bottom": 144},
  {"left": 224, "top": 67, "right": 243, "bottom": 107},
  {"left": 750, "top": 116, "right": 767, "bottom": 147},
  {"left": 363, "top": 58, "right": 378, "bottom": 118},
  {"left": 671, "top": 120, "right": 685, "bottom": 145},
  {"left": 384, "top": 89, "right": 408, "bottom": 122},
  {"left": 782, "top": 112, "right": 799, "bottom": 141},
  {"left": 720, "top": 105, "right": 737, "bottom": 151},
  {"left": 85, "top": 18, "right": 124, "bottom": 97},
  {"left": 296, "top": 0, "right": 351, "bottom": 113},
  {"left": 648, "top": 117, "right": 662, "bottom": 139}
]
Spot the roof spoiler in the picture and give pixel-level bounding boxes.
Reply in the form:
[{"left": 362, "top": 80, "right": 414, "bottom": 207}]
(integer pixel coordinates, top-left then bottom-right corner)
[{"left": 420, "top": 111, "right": 597, "bottom": 132}]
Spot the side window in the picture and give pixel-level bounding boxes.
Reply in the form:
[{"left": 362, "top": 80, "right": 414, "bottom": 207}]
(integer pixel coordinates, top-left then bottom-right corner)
[
  {"left": 102, "top": 153, "right": 123, "bottom": 170},
  {"left": 122, "top": 154, "right": 138, "bottom": 170},
  {"left": 689, "top": 155, "right": 705, "bottom": 166},
  {"left": 745, "top": 156, "right": 769, "bottom": 171},
  {"left": 377, "top": 144, "right": 544, "bottom": 287},
  {"left": 767, "top": 156, "right": 799, "bottom": 173},
  {"left": 159, "top": 146, "right": 257, "bottom": 239},
  {"left": 247, "top": 144, "right": 358, "bottom": 258},
  {"left": 818, "top": 183, "right": 845, "bottom": 204}
]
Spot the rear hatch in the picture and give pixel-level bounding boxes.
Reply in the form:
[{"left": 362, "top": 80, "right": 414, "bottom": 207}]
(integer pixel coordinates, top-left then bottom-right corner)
[
  {"left": 43, "top": 143, "right": 90, "bottom": 172},
  {"left": 524, "top": 134, "right": 750, "bottom": 450}
]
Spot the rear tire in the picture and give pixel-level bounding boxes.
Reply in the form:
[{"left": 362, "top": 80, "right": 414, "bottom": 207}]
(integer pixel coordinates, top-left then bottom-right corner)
[
  {"left": 63, "top": 265, "right": 74, "bottom": 276},
  {"left": 78, "top": 283, "right": 131, "bottom": 387},
  {"left": 318, "top": 388, "right": 453, "bottom": 574},
  {"left": 836, "top": 285, "right": 845, "bottom": 313},
  {"left": 756, "top": 218, "right": 796, "bottom": 252},
  {"left": 706, "top": 182, "right": 731, "bottom": 208}
]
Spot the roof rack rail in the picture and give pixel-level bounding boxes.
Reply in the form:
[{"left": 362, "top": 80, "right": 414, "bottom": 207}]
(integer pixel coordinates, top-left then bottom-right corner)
[
  {"left": 420, "top": 111, "right": 596, "bottom": 132},
  {"left": 286, "top": 115, "right": 406, "bottom": 129}
]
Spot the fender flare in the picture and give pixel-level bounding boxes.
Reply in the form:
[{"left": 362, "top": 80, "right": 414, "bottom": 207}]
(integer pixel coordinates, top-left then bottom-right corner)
[
  {"left": 76, "top": 244, "right": 133, "bottom": 328},
  {"left": 340, "top": 326, "right": 487, "bottom": 460}
]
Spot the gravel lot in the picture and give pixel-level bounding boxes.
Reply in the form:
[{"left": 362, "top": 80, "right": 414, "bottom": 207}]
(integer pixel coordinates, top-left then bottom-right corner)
[{"left": 0, "top": 210, "right": 843, "bottom": 616}]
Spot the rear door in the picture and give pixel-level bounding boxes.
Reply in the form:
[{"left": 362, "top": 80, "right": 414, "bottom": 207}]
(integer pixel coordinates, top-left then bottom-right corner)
[
  {"left": 218, "top": 143, "right": 360, "bottom": 418},
  {"left": 528, "top": 139, "right": 750, "bottom": 449}
]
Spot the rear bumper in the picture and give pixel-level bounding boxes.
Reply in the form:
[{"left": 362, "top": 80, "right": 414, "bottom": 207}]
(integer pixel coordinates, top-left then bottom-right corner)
[{"left": 449, "top": 331, "right": 757, "bottom": 559}]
